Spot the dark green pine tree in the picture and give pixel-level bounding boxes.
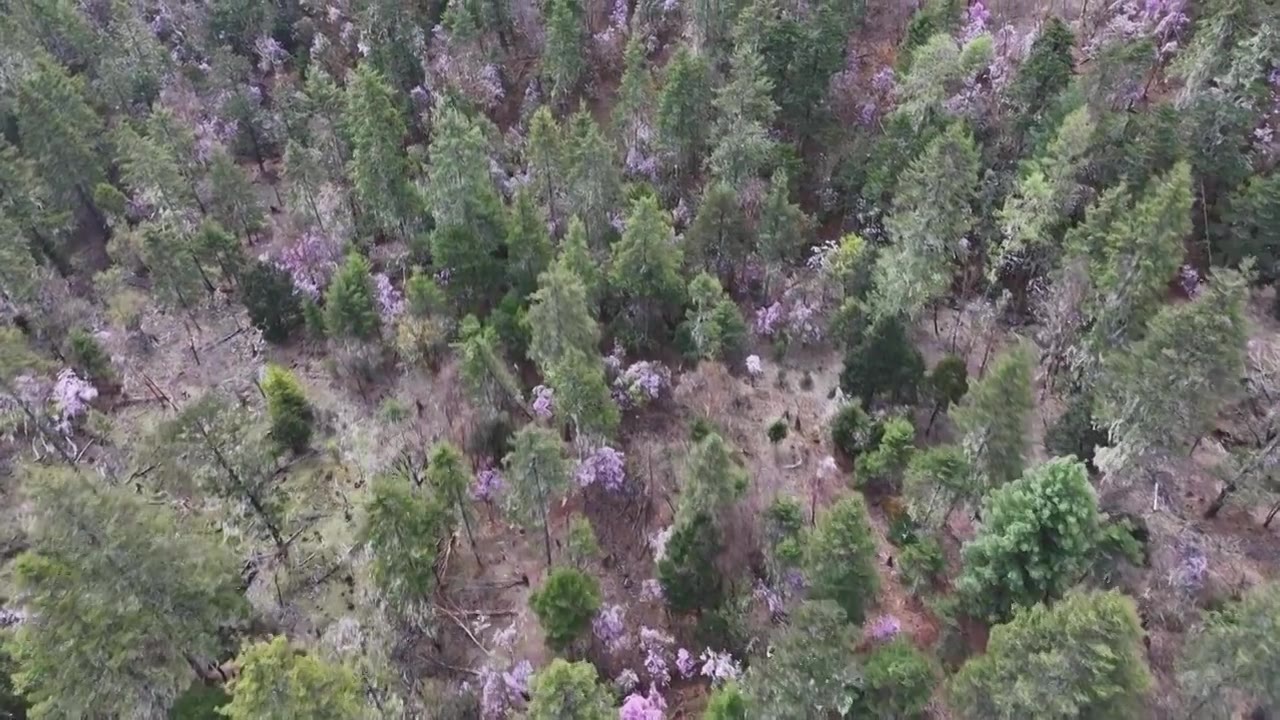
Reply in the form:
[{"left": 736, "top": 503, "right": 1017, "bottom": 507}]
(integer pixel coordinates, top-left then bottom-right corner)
[
  {"left": 610, "top": 196, "right": 686, "bottom": 348},
  {"left": 564, "top": 111, "right": 621, "bottom": 248},
  {"left": 324, "top": 252, "right": 381, "bottom": 341},
  {"left": 655, "top": 47, "right": 713, "bottom": 179},
  {"left": 9, "top": 467, "right": 246, "bottom": 718},
  {"left": 685, "top": 182, "right": 748, "bottom": 286},
  {"left": 0, "top": 139, "right": 71, "bottom": 280},
  {"left": 15, "top": 57, "right": 109, "bottom": 237},
  {"left": 542, "top": 0, "right": 585, "bottom": 101},
  {"left": 506, "top": 189, "right": 554, "bottom": 300},
  {"left": 345, "top": 64, "right": 419, "bottom": 240},
  {"left": 208, "top": 151, "right": 265, "bottom": 241}
]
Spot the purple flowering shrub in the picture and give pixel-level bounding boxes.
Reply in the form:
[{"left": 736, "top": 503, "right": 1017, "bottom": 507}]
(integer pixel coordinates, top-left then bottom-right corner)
[
  {"left": 51, "top": 369, "right": 98, "bottom": 434},
  {"left": 472, "top": 462, "right": 506, "bottom": 503},
  {"left": 531, "top": 385, "right": 555, "bottom": 420},
  {"left": 698, "top": 648, "right": 742, "bottom": 684},
  {"left": 593, "top": 604, "right": 629, "bottom": 653},
  {"left": 619, "top": 686, "right": 667, "bottom": 720},
  {"left": 613, "top": 361, "right": 671, "bottom": 409},
  {"left": 867, "top": 614, "right": 902, "bottom": 642},
  {"left": 754, "top": 290, "right": 824, "bottom": 346},
  {"left": 274, "top": 229, "right": 344, "bottom": 298},
  {"left": 639, "top": 626, "right": 674, "bottom": 686},
  {"left": 479, "top": 659, "right": 532, "bottom": 719},
  {"left": 373, "top": 273, "right": 405, "bottom": 320},
  {"left": 576, "top": 446, "right": 627, "bottom": 491}
]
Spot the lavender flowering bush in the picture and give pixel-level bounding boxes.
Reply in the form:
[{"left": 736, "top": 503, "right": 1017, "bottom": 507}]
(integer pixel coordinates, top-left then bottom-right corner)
[
  {"left": 51, "top": 369, "right": 98, "bottom": 434},
  {"left": 619, "top": 686, "right": 667, "bottom": 720},
  {"left": 274, "top": 229, "right": 344, "bottom": 299},
  {"left": 867, "top": 614, "right": 902, "bottom": 642},
  {"left": 472, "top": 463, "right": 506, "bottom": 503},
  {"left": 531, "top": 385, "right": 555, "bottom": 420},
  {"left": 593, "top": 604, "right": 629, "bottom": 653},
  {"left": 614, "top": 361, "right": 671, "bottom": 409},
  {"left": 639, "top": 626, "right": 675, "bottom": 687},
  {"left": 576, "top": 446, "right": 627, "bottom": 491},
  {"left": 479, "top": 659, "right": 532, "bottom": 719}
]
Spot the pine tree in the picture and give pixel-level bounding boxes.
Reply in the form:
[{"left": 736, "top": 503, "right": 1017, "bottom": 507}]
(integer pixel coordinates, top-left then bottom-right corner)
[
  {"left": 324, "top": 252, "right": 380, "bottom": 341},
  {"left": 242, "top": 261, "right": 304, "bottom": 343},
  {"left": 207, "top": 0, "right": 276, "bottom": 54},
  {"left": 873, "top": 123, "right": 981, "bottom": 320},
  {"left": 360, "top": 474, "right": 449, "bottom": 612},
  {"left": 112, "top": 121, "right": 197, "bottom": 217},
  {"left": 564, "top": 111, "right": 621, "bottom": 247},
  {"left": 1178, "top": 581, "right": 1280, "bottom": 716},
  {"left": 681, "top": 431, "right": 750, "bottom": 521},
  {"left": 956, "top": 457, "right": 1102, "bottom": 621},
  {"left": 682, "top": 272, "right": 746, "bottom": 361},
  {"left": 614, "top": 37, "right": 655, "bottom": 148},
  {"left": 506, "top": 189, "right": 554, "bottom": 299},
  {"left": 708, "top": 39, "right": 779, "bottom": 185},
  {"left": 948, "top": 590, "right": 1151, "bottom": 719},
  {"left": 1095, "top": 267, "right": 1248, "bottom": 478},
  {"left": 527, "top": 660, "right": 613, "bottom": 720},
  {"left": 952, "top": 343, "right": 1034, "bottom": 490},
  {"left": 453, "top": 315, "right": 524, "bottom": 415},
  {"left": 427, "top": 105, "right": 506, "bottom": 303},
  {"left": 93, "top": 2, "right": 170, "bottom": 113},
  {"left": 262, "top": 364, "right": 314, "bottom": 453},
  {"left": 1006, "top": 18, "right": 1075, "bottom": 140},
  {"left": 5, "top": 0, "right": 97, "bottom": 71},
  {"left": 426, "top": 441, "right": 481, "bottom": 560},
  {"left": 685, "top": 182, "right": 748, "bottom": 284},
  {"left": 903, "top": 444, "right": 976, "bottom": 530},
  {"left": 529, "top": 567, "right": 602, "bottom": 650},
  {"left": 1218, "top": 170, "right": 1280, "bottom": 281},
  {"left": 655, "top": 47, "right": 713, "bottom": 177},
  {"left": 143, "top": 108, "right": 207, "bottom": 213},
  {"left": 858, "top": 639, "right": 938, "bottom": 719},
  {"left": 193, "top": 220, "right": 246, "bottom": 286},
  {"left": 0, "top": 140, "right": 70, "bottom": 282},
  {"left": 757, "top": 169, "right": 809, "bottom": 271},
  {"left": 9, "top": 467, "right": 244, "bottom": 718},
  {"left": 806, "top": 493, "right": 880, "bottom": 623},
  {"left": 15, "top": 57, "right": 108, "bottom": 235},
  {"left": 772, "top": 6, "right": 848, "bottom": 144},
  {"left": 504, "top": 425, "right": 570, "bottom": 565},
  {"left": 545, "top": 348, "right": 620, "bottom": 438},
  {"left": 741, "top": 600, "right": 862, "bottom": 718},
  {"left": 156, "top": 393, "right": 285, "bottom": 549},
  {"left": 208, "top": 150, "right": 265, "bottom": 241},
  {"left": 345, "top": 64, "right": 418, "bottom": 240},
  {"left": 542, "top": 0, "right": 586, "bottom": 100},
  {"left": 221, "top": 637, "right": 362, "bottom": 720},
  {"left": 839, "top": 315, "right": 926, "bottom": 409},
  {"left": 610, "top": 196, "right": 685, "bottom": 347},
  {"left": 283, "top": 139, "right": 330, "bottom": 231},
  {"left": 132, "top": 220, "right": 208, "bottom": 310},
  {"left": 1086, "top": 162, "right": 1193, "bottom": 349},
  {"left": 658, "top": 510, "right": 724, "bottom": 614},
  {"left": 993, "top": 106, "right": 1096, "bottom": 279},
  {"left": 527, "top": 262, "right": 600, "bottom": 372},
  {"left": 556, "top": 217, "right": 604, "bottom": 307},
  {"left": 526, "top": 107, "right": 564, "bottom": 227}
]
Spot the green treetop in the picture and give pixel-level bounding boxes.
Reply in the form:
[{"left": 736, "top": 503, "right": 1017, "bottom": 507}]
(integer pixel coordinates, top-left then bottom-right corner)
[
  {"left": 9, "top": 467, "right": 245, "bottom": 719},
  {"left": 957, "top": 457, "right": 1102, "bottom": 621},
  {"left": 948, "top": 590, "right": 1151, "bottom": 719},
  {"left": 221, "top": 636, "right": 363, "bottom": 720}
]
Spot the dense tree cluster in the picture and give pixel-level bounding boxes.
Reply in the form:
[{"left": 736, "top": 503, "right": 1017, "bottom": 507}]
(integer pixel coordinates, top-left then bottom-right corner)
[{"left": 0, "top": 0, "right": 1275, "bottom": 715}]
